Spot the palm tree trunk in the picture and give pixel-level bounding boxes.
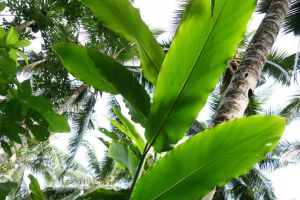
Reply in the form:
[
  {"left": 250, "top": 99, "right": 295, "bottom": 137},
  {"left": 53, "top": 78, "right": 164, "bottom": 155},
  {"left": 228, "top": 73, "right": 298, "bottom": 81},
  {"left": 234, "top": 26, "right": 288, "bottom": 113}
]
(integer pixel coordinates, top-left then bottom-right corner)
[
  {"left": 15, "top": 20, "right": 35, "bottom": 32},
  {"left": 205, "top": 0, "right": 291, "bottom": 199},
  {"left": 56, "top": 85, "right": 87, "bottom": 115},
  {"left": 213, "top": 0, "right": 291, "bottom": 125}
]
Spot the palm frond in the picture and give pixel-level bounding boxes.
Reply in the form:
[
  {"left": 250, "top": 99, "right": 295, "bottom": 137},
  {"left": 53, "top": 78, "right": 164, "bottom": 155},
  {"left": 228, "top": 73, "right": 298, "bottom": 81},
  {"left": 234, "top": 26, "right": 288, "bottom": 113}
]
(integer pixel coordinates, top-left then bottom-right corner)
[
  {"left": 244, "top": 95, "right": 263, "bottom": 116},
  {"left": 283, "top": 0, "right": 300, "bottom": 36},
  {"left": 256, "top": 0, "right": 271, "bottom": 13},
  {"left": 186, "top": 120, "right": 207, "bottom": 136},
  {"left": 242, "top": 169, "right": 276, "bottom": 200},
  {"left": 280, "top": 92, "right": 300, "bottom": 122},
  {"left": 212, "top": 186, "right": 227, "bottom": 200},
  {"left": 258, "top": 153, "right": 280, "bottom": 172},
  {"left": 172, "top": 0, "right": 190, "bottom": 32},
  {"left": 280, "top": 140, "right": 300, "bottom": 166},
  {"left": 65, "top": 94, "right": 97, "bottom": 173},
  {"left": 228, "top": 178, "right": 254, "bottom": 200},
  {"left": 82, "top": 142, "right": 102, "bottom": 181},
  {"left": 98, "top": 151, "right": 115, "bottom": 184},
  {"left": 208, "top": 90, "right": 222, "bottom": 117},
  {"left": 263, "top": 49, "right": 294, "bottom": 85},
  {"left": 63, "top": 170, "right": 96, "bottom": 187},
  {"left": 259, "top": 140, "right": 296, "bottom": 172},
  {"left": 43, "top": 187, "right": 81, "bottom": 200},
  {"left": 292, "top": 49, "right": 300, "bottom": 83}
]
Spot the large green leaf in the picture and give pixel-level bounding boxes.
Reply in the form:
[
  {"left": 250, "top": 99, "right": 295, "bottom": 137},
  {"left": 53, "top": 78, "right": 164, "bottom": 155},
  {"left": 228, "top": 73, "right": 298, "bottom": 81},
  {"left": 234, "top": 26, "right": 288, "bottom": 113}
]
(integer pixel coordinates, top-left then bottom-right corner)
[
  {"left": 0, "top": 181, "right": 17, "bottom": 199},
  {"left": 76, "top": 188, "right": 129, "bottom": 200},
  {"left": 54, "top": 43, "right": 150, "bottom": 125},
  {"left": 28, "top": 174, "right": 46, "bottom": 200},
  {"left": 83, "top": 0, "right": 165, "bottom": 84},
  {"left": 108, "top": 141, "right": 139, "bottom": 177},
  {"left": 113, "top": 107, "right": 145, "bottom": 151},
  {"left": 5, "top": 27, "right": 18, "bottom": 45},
  {"left": 131, "top": 116, "right": 285, "bottom": 200},
  {"left": 145, "top": 0, "right": 256, "bottom": 152}
]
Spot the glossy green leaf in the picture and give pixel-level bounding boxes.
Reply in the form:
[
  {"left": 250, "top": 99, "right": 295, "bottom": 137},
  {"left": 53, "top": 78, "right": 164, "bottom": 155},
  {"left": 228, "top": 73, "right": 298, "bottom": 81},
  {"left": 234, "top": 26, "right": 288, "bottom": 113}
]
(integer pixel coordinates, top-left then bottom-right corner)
[
  {"left": 108, "top": 141, "right": 139, "bottom": 177},
  {"left": 99, "top": 127, "right": 119, "bottom": 141},
  {"left": 113, "top": 107, "right": 145, "bottom": 151},
  {"left": 13, "top": 40, "right": 31, "bottom": 48},
  {"left": 131, "top": 116, "right": 285, "bottom": 200},
  {"left": 83, "top": 0, "right": 165, "bottom": 84},
  {"left": 54, "top": 43, "right": 150, "bottom": 125},
  {"left": 0, "top": 181, "right": 17, "bottom": 200},
  {"left": 6, "top": 27, "right": 18, "bottom": 45},
  {"left": 28, "top": 174, "right": 46, "bottom": 200},
  {"left": 76, "top": 188, "right": 129, "bottom": 200},
  {"left": 15, "top": 49, "right": 29, "bottom": 65},
  {"left": 109, "top": 118, "right": 128, "bottom": 135},
  {"left": 98, "top": 137, "right": 110, "bottom": 148},
  {"left": 145, "top": 0, "right": 256, "bottom": 152}
]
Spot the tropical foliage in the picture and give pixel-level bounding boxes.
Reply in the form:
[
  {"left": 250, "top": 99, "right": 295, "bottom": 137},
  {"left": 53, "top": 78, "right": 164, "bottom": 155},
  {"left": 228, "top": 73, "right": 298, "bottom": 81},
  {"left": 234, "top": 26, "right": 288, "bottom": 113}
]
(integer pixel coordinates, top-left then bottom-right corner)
[{"left": 1, "top": 0, "right": 299, "bottom": 199}]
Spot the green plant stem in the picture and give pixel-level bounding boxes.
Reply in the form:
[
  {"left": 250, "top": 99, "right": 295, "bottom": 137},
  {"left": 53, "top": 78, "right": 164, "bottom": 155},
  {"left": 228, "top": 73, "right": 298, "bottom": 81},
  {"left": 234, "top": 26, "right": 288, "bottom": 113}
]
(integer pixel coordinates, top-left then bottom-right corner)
[{"left": 129, "top": 143, "right": 150, "bottom": 197}]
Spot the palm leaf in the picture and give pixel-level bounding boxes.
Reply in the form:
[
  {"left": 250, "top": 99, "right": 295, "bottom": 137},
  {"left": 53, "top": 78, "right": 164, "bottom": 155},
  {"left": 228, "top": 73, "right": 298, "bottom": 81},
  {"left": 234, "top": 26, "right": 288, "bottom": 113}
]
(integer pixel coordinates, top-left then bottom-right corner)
[
  {"left": 131, "top": 116, "right": 285, "bottom": 200},
  {"left": 65, "top": 94, "right": 96, "bottom": 173},
  {"left": 240, "top": 169, "right": 276, "bottom": 200},
  {"left": 263, "top": 49, "right": 295, "bottom": 85},
  {"left": 99, "top": 151, "right": 115, "bottom": 183},
  {"left": 280, "top": 140, "right": 300, "bottom": 166},
  {"left": 43, "top": 187, "right": 81, "bottom": 200},
  {"left": 83, "top": 0, "right": 165, "bottom": 84},
  {"left": 280, "top": 92, "right": 300, "bottom": 122},
  {"left": 82, "top": 142, "right": 102, "bottom": 181},
  {"left": 145, "top": 0, "right": 256, "bottom": 152},
  {"left": 283, "top": 0, "right": 300, "bottom": 35}
]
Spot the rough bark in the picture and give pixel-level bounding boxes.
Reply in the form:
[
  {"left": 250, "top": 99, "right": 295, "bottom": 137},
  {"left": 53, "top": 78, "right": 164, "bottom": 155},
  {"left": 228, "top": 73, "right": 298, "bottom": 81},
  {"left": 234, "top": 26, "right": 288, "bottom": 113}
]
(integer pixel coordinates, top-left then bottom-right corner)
[
  {"left": 213, "top": 0, "right": 291, "bottom": 125},
  {"left": 204, "top": 0, "right": 291, "bottom": 199},
  {"left": 56, "top": 84, "right": 87, "bottom": 115}
]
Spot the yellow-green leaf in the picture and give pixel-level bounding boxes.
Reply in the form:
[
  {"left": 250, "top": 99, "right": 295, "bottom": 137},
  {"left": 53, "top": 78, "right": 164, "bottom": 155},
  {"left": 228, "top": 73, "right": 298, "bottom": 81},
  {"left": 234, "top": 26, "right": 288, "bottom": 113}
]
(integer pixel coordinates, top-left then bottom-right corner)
[
  {"left": 131, "top": 116, "right": 285, "bottom": 200},
  {"left": 145, "top": 0, "right": 256, "bottom": 152},
  {"left": 83, "top": 0, "right": 165, "bottom": 84}
]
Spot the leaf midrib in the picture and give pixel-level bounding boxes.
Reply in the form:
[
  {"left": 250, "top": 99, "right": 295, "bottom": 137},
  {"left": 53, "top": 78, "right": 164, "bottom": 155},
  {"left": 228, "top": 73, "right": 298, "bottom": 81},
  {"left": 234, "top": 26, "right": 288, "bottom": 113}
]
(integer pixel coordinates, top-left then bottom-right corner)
[
  {"left": 154, "top": 130, "right": 275, "bottom": 199},
  {"left": 149, "top": 0, "right": 227, "bottom": 148}
]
